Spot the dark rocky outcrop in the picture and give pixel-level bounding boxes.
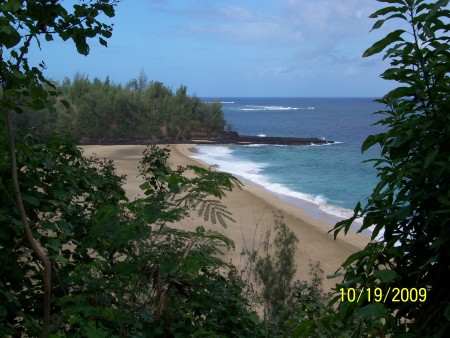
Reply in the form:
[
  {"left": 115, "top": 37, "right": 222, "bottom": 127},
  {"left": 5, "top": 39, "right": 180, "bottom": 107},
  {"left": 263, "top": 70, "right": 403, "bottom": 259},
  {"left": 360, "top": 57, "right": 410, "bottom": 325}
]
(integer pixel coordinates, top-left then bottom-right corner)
[
  {"left": 79, "top": 132, "right": 334, "bottom": 146},
  {"left": 216, "top": 132, "right": 333, "bottom": 146}
]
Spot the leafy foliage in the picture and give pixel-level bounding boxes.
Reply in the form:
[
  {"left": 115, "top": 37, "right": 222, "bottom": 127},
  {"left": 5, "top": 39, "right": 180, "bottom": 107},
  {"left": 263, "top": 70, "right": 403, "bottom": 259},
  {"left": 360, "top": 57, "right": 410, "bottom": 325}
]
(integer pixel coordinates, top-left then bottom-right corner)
[
  {"left": 0, "top": 133, "right": 126, "bottom": 335},
  {"left": 14, "top": 73, "right": 229, "bottom": 142},
  {"left": 240, "top": 215, "right": 330, "bottom": 337},
  {"left": 138, "top": 145, "right": 240, "bottom": 227},
  {"left": 1, "top": 0, "right": 117, "bottom": 112},
  {"left": 1, "top": 2, "right": 118, "bottom": 336},
  {"left": 0, "top": 135, "right": 262, "bottom": 336},
  {"left": 254, "top": 215, "right": 299, "bottom": 324},
  {"left": 323, "top": 1, "right": 450, "bottom": 337},
  {"left": 0, "top": 1, "right": 261, "bottom": 337}
]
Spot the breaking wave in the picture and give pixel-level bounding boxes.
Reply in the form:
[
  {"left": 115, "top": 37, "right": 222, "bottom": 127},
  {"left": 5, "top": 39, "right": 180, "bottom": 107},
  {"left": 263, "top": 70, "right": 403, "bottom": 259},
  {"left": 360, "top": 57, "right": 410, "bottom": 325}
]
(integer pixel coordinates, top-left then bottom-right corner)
[{"left": 191, "top": 145, "right": 360, "bottom": 226}]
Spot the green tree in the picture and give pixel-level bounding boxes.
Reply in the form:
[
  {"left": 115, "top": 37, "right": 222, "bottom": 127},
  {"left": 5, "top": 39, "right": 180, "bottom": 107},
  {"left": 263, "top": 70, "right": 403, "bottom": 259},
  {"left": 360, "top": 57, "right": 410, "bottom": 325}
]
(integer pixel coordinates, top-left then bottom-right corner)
[
  {"left": 1, "top": 1, "right": 118, "bottom": 336},
  {"left": 294, "top": 1, "right": 450, "bottom": 337},
  {"left": 240, "top": 214, "right": 328, "bottom": 337},
  {"left": 0, "top": 136, "right": 263, "bottom": 336},
  {"left": 127, "top": 68, "right": 148, "bottom": 92},
  {"left": 0, "top": 138, "right": 253, "bottom": 336},
  {"left": 330, "top": 1, "right": 449, "bottom": 337},
  {"left": 22, "top": 72, "right": 229, "bottom": 141},
  {"left": 254, "top": 215, "right": 299, "bottom": 325}
]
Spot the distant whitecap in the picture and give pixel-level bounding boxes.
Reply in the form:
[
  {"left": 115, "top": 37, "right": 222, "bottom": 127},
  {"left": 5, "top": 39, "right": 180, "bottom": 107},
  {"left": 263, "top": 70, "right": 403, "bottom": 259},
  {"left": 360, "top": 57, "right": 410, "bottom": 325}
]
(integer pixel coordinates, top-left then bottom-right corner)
[{"left": 241, "top": 105, "right": 301, "bottom": 111}]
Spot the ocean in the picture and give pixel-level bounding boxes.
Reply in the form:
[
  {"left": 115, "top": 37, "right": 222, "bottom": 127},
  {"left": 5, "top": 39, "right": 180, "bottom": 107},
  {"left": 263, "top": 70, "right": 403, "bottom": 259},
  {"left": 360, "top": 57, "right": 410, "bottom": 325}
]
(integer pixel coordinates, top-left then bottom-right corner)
[{"left": 195, "top": 97, "right": 385, "bottom": 229}]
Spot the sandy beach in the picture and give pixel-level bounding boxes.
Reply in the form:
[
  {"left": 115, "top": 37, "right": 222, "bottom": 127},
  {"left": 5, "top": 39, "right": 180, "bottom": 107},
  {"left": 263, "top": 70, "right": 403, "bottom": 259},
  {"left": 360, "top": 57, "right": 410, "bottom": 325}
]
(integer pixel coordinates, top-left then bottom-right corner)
[{"left": 81, "top": 144, "right": 369, "bottom": 291}]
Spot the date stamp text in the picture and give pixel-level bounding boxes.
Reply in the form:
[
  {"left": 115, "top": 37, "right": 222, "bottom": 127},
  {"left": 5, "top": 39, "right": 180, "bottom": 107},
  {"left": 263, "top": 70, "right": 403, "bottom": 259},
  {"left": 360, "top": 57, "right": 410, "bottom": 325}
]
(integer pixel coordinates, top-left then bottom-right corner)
[{"left": 340, "top": 287, "right": 427, "bottom": 303}]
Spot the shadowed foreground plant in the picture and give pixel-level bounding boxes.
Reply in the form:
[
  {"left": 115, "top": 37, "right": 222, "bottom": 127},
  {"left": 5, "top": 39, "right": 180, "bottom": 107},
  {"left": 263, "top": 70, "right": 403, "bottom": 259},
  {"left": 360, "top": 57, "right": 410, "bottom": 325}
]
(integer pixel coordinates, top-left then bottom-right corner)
[
  {"left": 295, "top": 1, "right": 450, "bottom": 337},
  {"left": 0, "top": 137, "right": 264, "bottom": 336}
]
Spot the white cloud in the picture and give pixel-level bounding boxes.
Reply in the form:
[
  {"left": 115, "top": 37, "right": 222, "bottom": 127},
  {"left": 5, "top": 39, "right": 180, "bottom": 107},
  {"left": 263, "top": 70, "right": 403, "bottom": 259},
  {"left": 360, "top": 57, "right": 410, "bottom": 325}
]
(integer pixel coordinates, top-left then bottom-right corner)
[
  {"left": 218, "top": 6, "right": 259, "bottom": 21},
  {"left": 182, "top": 21, "right": 303, "bottom": 45},
  {"left": 143, "top": 0, "right": 391, "bottom": 95},
  {"left": 284, "top": 0, "right": 376, "bottom": 42},
  {"left": 168, "top": 0, "right": 379, "bottom": 49}
]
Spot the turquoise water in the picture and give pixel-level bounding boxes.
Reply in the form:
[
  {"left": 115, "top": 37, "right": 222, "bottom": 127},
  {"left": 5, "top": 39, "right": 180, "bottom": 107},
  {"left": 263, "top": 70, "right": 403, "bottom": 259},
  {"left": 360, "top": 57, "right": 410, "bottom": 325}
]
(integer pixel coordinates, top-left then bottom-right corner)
[{"left": 195, "top": 98, "right": 385, "bottom": 226}]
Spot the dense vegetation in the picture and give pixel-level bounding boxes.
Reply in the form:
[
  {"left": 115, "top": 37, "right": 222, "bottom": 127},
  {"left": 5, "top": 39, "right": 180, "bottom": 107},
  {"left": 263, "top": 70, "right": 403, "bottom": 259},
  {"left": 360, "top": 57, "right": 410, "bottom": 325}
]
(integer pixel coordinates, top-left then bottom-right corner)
[
  {"left": 14, "top": 72, "right": 228, "bottom": 142},
  {"left": 1, "top": 0, "right": 449, "bottom": 337},
  {"left": 296, "top": 0, "right": 450, "bottom": 337},
  {"left": 0, "top": 134, "right": 265, "bottom": 336}
]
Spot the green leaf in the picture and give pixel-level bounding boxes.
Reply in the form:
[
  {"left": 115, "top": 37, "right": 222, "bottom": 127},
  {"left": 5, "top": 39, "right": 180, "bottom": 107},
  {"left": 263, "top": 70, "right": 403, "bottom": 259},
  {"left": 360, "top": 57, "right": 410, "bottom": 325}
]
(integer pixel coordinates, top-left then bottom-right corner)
[
  {"left": 371, "top": 19, "right": 387, "bottom": 31},
  {"left": 0, "top": 288, "right": 20, "bottom": 305},
  {"left": 168, "top": 176, "right": 181, "bottom": 193},
  {"left": 100, "top": 308, "right": 115, "bottom": 321},
  {"left": 73, "top": 34, "right": 90, "bottom": 56},
  {"left": 99, "top": 37, "right": 108, "bottom": 47},
  {"left": 21, "top": 193, "right": 40, "bottom": 207},
  {"left": 354, "top": 303, "right": 387, "bottom": 319},
  {"left": 102, "top": 5, "right": 115, "bottom": 18},
  {"left": 427, "top": 0, "right": 450, "bottom": 20},
  {"left": 363, "top": 29, "right": 405, "bottom": 57},
  {"left": 306, "top": 303, "right": 316, "bottom": 311},
  {"left": 47, "top": 237, "right": 62, "bottom": 252},
  {"left": 52, "top": 254, "right": 69, "bottom": 266},
  {"left": 60, "top": 99, "right": 70, "bottom": 109},
  {"left": 424, "top": 148, "right": 438, "bottom": 169},
  {"left": 374, "top": 269, "right": 397, "bottom": 283},
  {"left": 370, "top": 6, "right": 399, "bottom": 19},
  {"left": 139, "top": 181, "right": 151, "bottom": 191},
  {"left": 58, "top": 221, "right": 73, "bottom": 237},
  {"left": 293, "top": 321, "right": 316, "bottom": 338},
  {"left": 45, "top": 33, "right": 53, "bottom": 42},
  {"left": 341, "top": 249, "right": 370, "bottom": 269},
  {"left": 195, "top": 226, "right": 205, "bottom": 235},
  {"left": 2, "top": 28, "right": 21, "bottom": 48},
  {"left": 0, "top": 304, "right": 7, "bottom": 318},
  {"left": 54, "top": 189, "right": 70, "bottom": 200},
  {"left": 102, "top": 29, "right": 113, "bottom": 38},
  {"left": 362, "top": 134, "right": 383, "bottom": 152},
  {"left": 333, "top": 218, "right": 351, "bottom": 237},
  {"left": 248, "top": 312, "right": 260, "bottom": 325},
  {"left": 327, "top": 272, "right": 344, "bottom": 279},
  {"left": 371, "top": 222, "right": 385, "bottom": 240},
  {"left": 183, "top": 257, "right": 201, "bottom": 274},
  {"left": 59, "top": 30, "right": 71, "bottom": 41},
  {"left": 384, "top": 86, "right": 413, "bottom": 99}
]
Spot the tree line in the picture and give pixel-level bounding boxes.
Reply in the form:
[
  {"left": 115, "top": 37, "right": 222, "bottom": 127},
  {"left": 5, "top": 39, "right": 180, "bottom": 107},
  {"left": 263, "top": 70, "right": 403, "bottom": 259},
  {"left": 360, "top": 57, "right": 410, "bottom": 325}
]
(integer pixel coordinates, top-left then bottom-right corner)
[{"left": 14, "top": 72, "right": 228, "bottom": 142}]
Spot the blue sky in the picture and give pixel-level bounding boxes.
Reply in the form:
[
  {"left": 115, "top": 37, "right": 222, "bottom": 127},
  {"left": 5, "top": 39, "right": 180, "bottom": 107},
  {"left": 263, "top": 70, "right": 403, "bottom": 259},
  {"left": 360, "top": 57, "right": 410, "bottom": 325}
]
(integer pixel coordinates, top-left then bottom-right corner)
[{"left": 30, "top": 0, "right": 397, "bottom": 97}]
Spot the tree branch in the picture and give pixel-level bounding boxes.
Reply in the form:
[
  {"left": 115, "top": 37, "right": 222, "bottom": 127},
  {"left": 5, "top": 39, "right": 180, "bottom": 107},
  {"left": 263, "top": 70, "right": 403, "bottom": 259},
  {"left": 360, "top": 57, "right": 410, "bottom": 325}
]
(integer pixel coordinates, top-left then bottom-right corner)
[{"left": 5, "top": 111, "right": 52, "bottom": 338}]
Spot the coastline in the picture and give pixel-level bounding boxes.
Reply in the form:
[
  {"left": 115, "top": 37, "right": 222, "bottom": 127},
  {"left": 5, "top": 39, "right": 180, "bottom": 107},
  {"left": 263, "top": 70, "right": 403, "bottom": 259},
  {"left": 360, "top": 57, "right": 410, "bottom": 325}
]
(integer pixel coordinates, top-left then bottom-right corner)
[{"left": 81, "top": 144, "right": 370, "bottom": 291}]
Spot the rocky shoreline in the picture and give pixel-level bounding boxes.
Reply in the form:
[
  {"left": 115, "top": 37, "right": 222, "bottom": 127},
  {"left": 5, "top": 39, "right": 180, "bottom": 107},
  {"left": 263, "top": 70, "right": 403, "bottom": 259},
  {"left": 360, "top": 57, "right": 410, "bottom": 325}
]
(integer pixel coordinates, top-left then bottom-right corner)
[{"left": 79, "top": 131, "right": 334, "bottom": 146}]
